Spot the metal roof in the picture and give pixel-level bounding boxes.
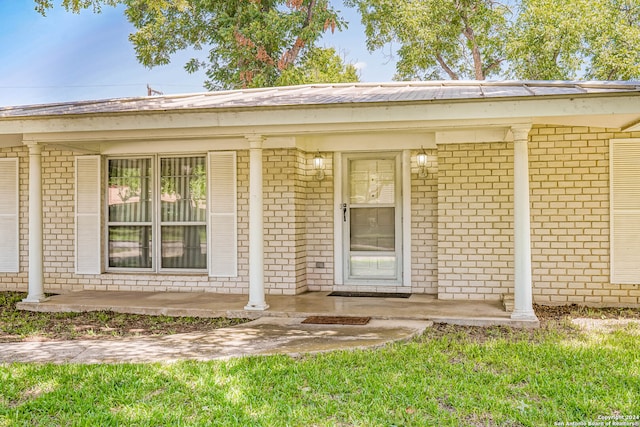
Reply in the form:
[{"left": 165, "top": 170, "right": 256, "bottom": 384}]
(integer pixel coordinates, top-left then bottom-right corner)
[{"left": 1, "top": 80, "right": 639, "bottom": 118}]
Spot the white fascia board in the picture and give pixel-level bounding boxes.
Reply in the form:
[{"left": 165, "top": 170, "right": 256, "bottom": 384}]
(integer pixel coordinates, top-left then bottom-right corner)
[
  {"left": 435, "top": 128, "right": 510, "bottom": 144},
  {"left": 2, "top": 94, "right": 639, "bottom": 138}
]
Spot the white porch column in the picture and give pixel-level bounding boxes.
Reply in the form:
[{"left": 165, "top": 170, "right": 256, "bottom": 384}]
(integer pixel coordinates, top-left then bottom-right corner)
[
  {"left": 511, "top": 125, "right": 536, "bottom": 320},
  {"left": 245, "top": 136, "right": 269, "bottom": 311},
  {"left": 23, "top": 143, "right": 46, "bottom": 302}
]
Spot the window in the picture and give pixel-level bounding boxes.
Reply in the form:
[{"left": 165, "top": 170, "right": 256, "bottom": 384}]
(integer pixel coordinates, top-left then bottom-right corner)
[{"left": 107, "top": 156, "right": 207, "bottom": 271}]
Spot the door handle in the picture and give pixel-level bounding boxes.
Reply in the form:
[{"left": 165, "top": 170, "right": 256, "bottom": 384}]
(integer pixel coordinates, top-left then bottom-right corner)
[{"left": 341, "top": 203, "right": 347, "bottom": 222}]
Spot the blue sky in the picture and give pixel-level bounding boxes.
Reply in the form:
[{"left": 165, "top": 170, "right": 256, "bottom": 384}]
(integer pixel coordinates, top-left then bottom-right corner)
[{"left": 0, "top": 1, "right": 396, "bottom": 107}]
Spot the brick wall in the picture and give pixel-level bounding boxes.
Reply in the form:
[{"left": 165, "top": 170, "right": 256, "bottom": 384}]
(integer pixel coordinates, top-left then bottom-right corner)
[
  {"left": 437, "top": 126, "right": 640, "bottom": 306},
  {"left": 4, "top": 128, "right": 640, "bottom": 306},
  {"left": 529, "top": 126, "right": 640, "bottom": 306},
  {"left": 262, "top": 149, "right": 308, "bottom": 295},
  {"left": 437, "top": 142, "right": 515, "bottom": 300},
  {"left": 411, "top": 149, "right": 439, "bottom": 294},
  {"left": 305, "top": 151, "right": 334, "bottom": 291}
]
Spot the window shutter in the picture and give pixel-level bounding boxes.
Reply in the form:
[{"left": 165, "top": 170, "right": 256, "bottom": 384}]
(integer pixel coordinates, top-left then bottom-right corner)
[
  {"left": 208, "top": 151, "right": 238, "bottom": 277},
  {"left": 610, "top": 140, "right": 640, "bottom": 284},
  {"left": 75, "top": 156, "right": 102, "bottom": 274},
  {"left": 0, "top": 158, "right": 19, "bottom": 272}
]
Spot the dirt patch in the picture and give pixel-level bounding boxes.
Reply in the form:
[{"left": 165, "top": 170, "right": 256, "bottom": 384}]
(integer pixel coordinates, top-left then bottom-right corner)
[
  {"left": 0, "top": 292, "right": 248, "bottom": 343},
  {"left": 423, "top": 304, "right": 640, "bottom": 343}
]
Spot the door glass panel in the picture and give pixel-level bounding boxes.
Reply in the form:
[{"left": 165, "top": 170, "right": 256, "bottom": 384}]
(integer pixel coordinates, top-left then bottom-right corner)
[
  {"left": 350, "top": 159, "right": 395, "bottom": 204},
  {"left": 350, "top": 255, "right": 396, "bottom": 277},
  {"left": 350, "top": 207, "right": 395, "bottom": 251}
]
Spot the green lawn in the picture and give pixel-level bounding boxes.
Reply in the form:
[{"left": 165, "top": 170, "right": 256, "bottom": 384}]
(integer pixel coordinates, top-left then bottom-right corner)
[{"left": 1, "top": 316, "right": 639, "bottom": 426}]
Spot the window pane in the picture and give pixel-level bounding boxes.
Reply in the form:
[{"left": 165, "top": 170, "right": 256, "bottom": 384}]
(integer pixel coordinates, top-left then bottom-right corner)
[
  {"left": 350, "top": 207, "right": 395, "bottom": 251},
  {"left": 161, "top": 226, "right": 207, "bottom": 269},
  {"left": 160, "top": 157, "right": 207, "bottom": 222},
  {"left": 350, "top": 255, "right": 396, "bottom": 277},
  {"left": 108, "top": 159, "right": 152, "bottom": 222},
  {"left": 108, "top": 226, "right": 152, "bottom": 268},
  {"left": 349, "top": 159, "right": 395, "bottom": 204}
]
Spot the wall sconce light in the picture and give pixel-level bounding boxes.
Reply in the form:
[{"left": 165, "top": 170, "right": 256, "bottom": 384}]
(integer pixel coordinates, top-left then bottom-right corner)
[
  {"left": 313, "top": 151, "right": 325, "bottom": 181},
  {"left": 416, "top": 147, "right": 428, "bottom": 178}
]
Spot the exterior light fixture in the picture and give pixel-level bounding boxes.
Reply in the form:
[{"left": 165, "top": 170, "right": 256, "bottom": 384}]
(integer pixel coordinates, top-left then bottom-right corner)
[
  {"left": 416, "top": 147, "right": 428, "bottom": 178},
  {"left": 313, "top": 151, "right": 325, "bottom": 181}
]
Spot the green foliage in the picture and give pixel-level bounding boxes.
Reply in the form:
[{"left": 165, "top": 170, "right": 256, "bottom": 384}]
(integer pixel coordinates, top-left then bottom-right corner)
[
  {"left": 349, "top": 0, "right": 640, "bottom": 81},
  {"left": 124, "top": 0, "right": 354, "bottom": 90},
  {"left": 33, "top": 0, "right": 640, "bottom": 83},
  {"left": 277, "top": 47, "right": 359, "bottom": 86},
  {"left": 347, "top": 0, "right": 511, "bottom": 80},
  {"left": 1, "top": 321, "right": 639, "bottom": 425},
  {"left": 34, "top": 0, "right": 357, "bottom": 89}
]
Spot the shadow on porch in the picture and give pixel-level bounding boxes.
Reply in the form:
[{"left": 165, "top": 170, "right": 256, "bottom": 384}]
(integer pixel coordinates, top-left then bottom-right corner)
[{"left": 18, "top": 291, "right": 539, "bottom": 328}]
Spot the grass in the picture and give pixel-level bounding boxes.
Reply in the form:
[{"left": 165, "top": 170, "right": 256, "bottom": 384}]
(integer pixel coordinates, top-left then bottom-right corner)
[
  {"left": 0, "top": 292, "right": 246, "bottom": 342},
  {"left": 0, "top": 292, "right": 639, "bottom": 426}
]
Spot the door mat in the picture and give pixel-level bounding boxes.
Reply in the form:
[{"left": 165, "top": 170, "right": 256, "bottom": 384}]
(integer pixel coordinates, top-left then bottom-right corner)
[
  {"left": 301, "top": 316, "right": 371, "bottom": 325},
  {"left": 328, "top": 292, "right": 411, "bottom": 298}
]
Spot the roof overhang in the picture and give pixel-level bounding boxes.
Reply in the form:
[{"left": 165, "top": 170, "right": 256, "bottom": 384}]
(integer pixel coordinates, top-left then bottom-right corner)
[{"left": 1, "top": 82, "right": 639, "bottom": 150}]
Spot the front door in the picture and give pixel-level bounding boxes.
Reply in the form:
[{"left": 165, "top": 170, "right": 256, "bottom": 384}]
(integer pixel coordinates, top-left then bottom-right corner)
[{"left": 342, "top": 153, "right": 402, "bottom": 285}]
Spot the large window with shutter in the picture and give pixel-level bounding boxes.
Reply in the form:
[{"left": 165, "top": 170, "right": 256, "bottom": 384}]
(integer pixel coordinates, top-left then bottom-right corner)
[
  {"left": 78, "top": 151, "right": 237, "bottom": 276},
  {"left": 610, "top": 139, "right": 640, "bottom": 284}
]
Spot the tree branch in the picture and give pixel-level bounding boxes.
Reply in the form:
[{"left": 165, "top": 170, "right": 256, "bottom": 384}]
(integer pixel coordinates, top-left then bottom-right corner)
[
  {"left": 436, "top": 54, "right": 460, "bottom": 80},
  {"left": 462, "top": 24, "right": 484, "bottom": 80},
  {"left": 279, "top": 0, "right": 317, "bottom": 69}
]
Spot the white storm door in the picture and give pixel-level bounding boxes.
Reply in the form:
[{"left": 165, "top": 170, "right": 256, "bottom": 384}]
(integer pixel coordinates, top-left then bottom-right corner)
[{"left": 343, "top": 153, "right": 402, "bottom": 284}]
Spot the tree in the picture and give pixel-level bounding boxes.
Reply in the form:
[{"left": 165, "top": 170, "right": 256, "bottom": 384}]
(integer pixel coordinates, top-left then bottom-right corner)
[
  {"left": 349, "top": 0, "right": 640, "bottom": 81},
  {"left": 35, "top": 0, "right": 359, "bottom": 89},
  {"left": 508, "top": 0, "right": 640, "bottom": 80},
  {"left": 347, "top": 0, "right": 510, "bottom": 80}
]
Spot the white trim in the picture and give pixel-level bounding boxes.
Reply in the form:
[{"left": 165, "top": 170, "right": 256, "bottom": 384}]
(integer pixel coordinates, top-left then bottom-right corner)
[
  {"left": 511, "top": 125, "right": 536, "bottom": 320},
  {"left": 24, "top": 144, "right": 46, "bottom": 302},
  {"left": 339, "top": 152, "right": 403, "bottom": 286},
  {"left": 609, "top": 138, "right": 640, "bottom": 284},
  {"left": 402, "top": 150, "right": 412, "bottom": 287},
  {"left": 75, "top": 155, "right": 102, "bottom": 274},
  {"left": 245, "top": 137, "right": 268, "bottom": 310},
  {"left": 0, "top": 158, "right": 19, "bottom": 272},
  {"left": 333, "top": 152, "right": 343, "bottom": 285},
  {"left": 208, "top": 151, "right": 238, "bottom": 277}
]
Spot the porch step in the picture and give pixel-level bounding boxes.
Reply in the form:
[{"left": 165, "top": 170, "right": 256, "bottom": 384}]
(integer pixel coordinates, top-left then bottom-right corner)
[{"left": 501, "top": 293, "right": 514, "bottom": 312}]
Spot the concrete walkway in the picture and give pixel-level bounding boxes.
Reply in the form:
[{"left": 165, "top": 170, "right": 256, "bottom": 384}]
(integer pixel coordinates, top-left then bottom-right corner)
[
  {"left": 0, "top": 317, "right": 431, "bottom": 364},
  {"left": 17, "top": 290, "right": 537, "bottom": 327}
]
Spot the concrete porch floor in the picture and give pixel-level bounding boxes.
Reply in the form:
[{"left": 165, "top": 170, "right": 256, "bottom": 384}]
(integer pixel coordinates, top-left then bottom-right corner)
[{"left": 18, "top": 291, "right": 539, "bottom": 328}]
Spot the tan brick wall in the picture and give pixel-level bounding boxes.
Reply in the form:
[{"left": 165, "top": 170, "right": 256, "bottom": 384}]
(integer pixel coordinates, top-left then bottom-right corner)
[
  {"left": 529, "top": 126, "right": 640, "bottom": 307},
  {"left": 411, "top": 149, "right": 439, "bottom": 294},
  {"left": 5, "top": 129, "right": 640, "bottom": 307},
  {"left": 262, "top": 149, "right": 309, "bottom": 295},
  {"left": 305, "top": 151, "right": 334, "bottom": 291},
  {"left": 437, "top": 126, "right": 640, "bottom": 307},
  {"left": 437, "top": 142, "right": 515, "bottom": 301}
]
